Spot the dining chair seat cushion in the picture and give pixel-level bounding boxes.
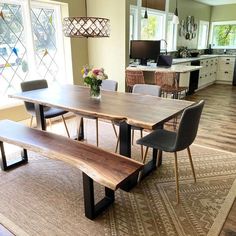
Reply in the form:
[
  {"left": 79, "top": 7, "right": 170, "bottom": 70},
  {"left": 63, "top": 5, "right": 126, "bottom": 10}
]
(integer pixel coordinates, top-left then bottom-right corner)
[
  {"left": 28, "top": 107, "right": 68, "bottom": 119},
  {"left": 136, "top": 129, "right": 177, "bottom": 152}
]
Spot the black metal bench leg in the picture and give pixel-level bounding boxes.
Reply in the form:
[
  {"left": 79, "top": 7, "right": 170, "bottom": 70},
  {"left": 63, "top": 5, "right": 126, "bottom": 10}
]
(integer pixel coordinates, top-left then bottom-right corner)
[
  {"left": 82, "top": 172, "right": 114, "bottom": 220},
  {"left": 0, "top": 141, "right": 28, "bottom": 171}
]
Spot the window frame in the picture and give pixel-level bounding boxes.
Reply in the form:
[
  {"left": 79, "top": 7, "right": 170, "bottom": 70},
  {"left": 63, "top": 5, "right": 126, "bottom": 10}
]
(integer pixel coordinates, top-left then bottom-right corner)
[
  {"left": 197, "top": 20, "right": 209, "bottom": 50},
  {"left": 129, "top": 4, "right": 177, "bottom": 52},
  {"left": 210, "top": 21, "right": 236, "bottom": 49},
  {"left": 0, "top": 0, "right": 72, "bottom": 107}
]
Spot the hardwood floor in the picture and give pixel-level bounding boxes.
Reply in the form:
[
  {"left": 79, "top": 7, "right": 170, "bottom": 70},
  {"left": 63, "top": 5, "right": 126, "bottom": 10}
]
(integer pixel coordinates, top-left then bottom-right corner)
[
  {"left": 187, "top": 84, "right": 236, "bottom": 235},
  {"left": 186, "top": 84, "right": 236, "bottom": 153}
]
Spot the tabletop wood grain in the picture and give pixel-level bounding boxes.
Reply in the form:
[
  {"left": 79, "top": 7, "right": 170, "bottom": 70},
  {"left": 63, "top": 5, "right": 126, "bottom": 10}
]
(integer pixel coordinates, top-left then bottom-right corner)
[{"left": 9, "top": 85, "right": 194, "bottom": 129}]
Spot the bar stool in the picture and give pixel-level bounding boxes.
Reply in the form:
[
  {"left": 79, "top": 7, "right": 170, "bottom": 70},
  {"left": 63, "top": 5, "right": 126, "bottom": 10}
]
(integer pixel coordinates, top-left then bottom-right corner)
[
  {"left": 126, "top": 69, "right": 145, "bottom": 92},
  {"left": 154, "top": 72, "right": 188, "bottom": 99}
]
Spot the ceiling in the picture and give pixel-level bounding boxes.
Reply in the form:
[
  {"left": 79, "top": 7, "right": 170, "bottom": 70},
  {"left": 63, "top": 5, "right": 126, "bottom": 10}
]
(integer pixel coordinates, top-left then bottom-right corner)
[{"left": 195, "top": 0, "right": 236, "bottom": 6}]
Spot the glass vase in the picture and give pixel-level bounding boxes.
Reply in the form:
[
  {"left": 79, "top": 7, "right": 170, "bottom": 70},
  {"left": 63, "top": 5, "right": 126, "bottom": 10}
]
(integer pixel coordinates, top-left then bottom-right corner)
[{"left": 90, "top": 84, "right": 101, "bottom": 99}]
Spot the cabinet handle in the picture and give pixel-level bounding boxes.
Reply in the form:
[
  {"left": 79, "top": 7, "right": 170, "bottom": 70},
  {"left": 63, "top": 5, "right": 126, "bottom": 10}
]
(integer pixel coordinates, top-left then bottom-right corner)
[
  {"left": 226, "top": 59, "right": 230, "bottom": 61},
  {"left": 225, "top": 71, "right": 229, "bottom": 74},
  {"left": 226, "top": 62, "right": 230, "bottom": 64}
]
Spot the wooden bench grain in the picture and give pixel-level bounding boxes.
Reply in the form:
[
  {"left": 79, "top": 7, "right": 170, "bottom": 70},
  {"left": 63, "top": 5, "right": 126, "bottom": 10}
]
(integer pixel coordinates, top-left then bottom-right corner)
[{"left": 0, "top": 120, "right": 143, "bottom": 220}]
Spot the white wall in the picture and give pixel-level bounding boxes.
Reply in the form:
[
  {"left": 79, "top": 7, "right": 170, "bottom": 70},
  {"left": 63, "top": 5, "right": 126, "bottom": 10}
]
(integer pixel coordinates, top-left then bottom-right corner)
[{"left": 87, "top": 0, "right": 128, "bottom": 92}]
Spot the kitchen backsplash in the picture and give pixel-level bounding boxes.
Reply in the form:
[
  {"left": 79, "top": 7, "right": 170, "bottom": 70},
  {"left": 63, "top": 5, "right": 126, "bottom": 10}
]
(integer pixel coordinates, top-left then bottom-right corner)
[{"left": 168, "top": 48, "right": 236, "bottom": 58}]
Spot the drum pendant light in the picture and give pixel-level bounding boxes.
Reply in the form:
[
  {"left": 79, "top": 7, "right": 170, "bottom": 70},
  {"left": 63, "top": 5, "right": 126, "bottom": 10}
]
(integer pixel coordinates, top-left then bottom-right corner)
[{"left": 63, "top": 0, "right": 110, "bottom": 38}]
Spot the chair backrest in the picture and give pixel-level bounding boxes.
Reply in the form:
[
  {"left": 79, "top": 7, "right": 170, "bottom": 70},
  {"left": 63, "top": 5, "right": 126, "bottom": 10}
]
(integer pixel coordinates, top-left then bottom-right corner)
[
  {"left": 101, "top": 79, "right": 118, "bottom": 91},
  {"left": 132, "top": 84, "right": 161, "bottom": 97},
  {"left": 21, "top": 80, "right": 48, "bottom": 113},
  {"left": 126, "top": 69, "right": 145, "bottom": 91},
  {"left": 174, "top": 100, "right": 205, "bottom": 151},
  {"left": 154, "top": 71, "right": 177, "bottom": 89}
]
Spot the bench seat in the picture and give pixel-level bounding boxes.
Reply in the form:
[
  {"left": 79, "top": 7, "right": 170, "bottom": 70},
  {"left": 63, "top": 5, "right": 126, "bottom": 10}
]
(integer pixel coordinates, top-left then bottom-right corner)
[{"left": 0, "top": 120, "right": 143, "bottom": 219}]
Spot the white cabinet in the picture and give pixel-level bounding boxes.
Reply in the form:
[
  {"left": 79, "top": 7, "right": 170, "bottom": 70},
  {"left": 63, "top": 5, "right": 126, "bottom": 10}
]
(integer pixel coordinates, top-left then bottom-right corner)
[
  {"left": 217, "top": 56, "right": 235, "bottom": 83},
  {"left": 179, "top": 62, "right": 190, "bottom": 87},
  {"left": 198, "top": 57, "right": 218, "bottom": 88}
]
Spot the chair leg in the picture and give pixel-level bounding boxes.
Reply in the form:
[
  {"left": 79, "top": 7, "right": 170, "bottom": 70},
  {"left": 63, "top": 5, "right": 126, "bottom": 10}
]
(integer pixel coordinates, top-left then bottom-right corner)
[
  {"left": 61, "top": 115, "right": 70, "bottom": 138},
  {"left": 77, "top": 116, "right": 82, "bottom": 140},
  {"left": 131, "top": 129, "right": 134, "bottom": 145},
  {"left": 95, "top": 118, "right": 99, "bottom": 147},
  {"left": 187, "top": 147, "right": 196, "bottom": 183},
  {"left": 142, "top": 147, "right": 149, "bottom": 164},
  {"left": 111, "top": 121, "right": 118, "bottom": 138},
  {"left": 29, "top": 116, "right": 33, "bottom": 127},
  {"left": 140, "top": 129, "right": 143, "bottom": 160},
  {"left": 174, "top": 152, "right": 180, "bottom": 203},
  {"left": 115, "top": 132, "right": 120, "bottom": 153}
]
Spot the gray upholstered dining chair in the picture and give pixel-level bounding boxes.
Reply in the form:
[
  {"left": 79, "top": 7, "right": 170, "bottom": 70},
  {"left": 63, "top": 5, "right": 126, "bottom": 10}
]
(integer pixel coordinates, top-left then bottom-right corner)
[
  {"left": 77, "top": 79, "right": 118, "bottom": 147},
  {"left": 136, "top": 100, "right": 204, "bottom": 203},
  {"left": 21, "top": 79, "right": 70, "bottom": 137},
  {"left": 114, "top": 84, "right": 161, "bottom": 158}
]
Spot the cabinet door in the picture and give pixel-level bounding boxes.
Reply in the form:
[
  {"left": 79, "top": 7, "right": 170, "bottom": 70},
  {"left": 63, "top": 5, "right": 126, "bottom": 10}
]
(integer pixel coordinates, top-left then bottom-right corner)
[
  {"left": 179, "top": 62, "right": 190, "bottom": 87},
  {"left": 217, "top": 57, "right": 235, "bottom": 82}
]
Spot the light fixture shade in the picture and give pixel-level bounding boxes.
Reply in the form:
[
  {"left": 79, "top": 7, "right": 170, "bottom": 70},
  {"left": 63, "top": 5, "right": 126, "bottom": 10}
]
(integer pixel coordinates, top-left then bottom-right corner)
[
  {"left": 144, "top": 10, "right": 148, "bottom": 19},
  {"left": 172, "top": 8, "right": 179, "bottom": 24},
  {"left": 63, "top": 17, "right": 110, "bottom": 38}
]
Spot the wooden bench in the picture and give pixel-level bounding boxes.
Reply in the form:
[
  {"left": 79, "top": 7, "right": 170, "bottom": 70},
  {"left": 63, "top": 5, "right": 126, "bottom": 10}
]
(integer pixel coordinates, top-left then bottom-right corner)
[{"left": 0, "top": 120, "right": 143, "bottom": 220}]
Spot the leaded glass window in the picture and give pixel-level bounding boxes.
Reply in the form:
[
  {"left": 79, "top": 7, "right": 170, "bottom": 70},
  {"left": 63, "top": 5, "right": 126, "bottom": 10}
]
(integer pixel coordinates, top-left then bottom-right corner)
[{"left": 0, "top": 0, "right": 67, "bottom": 107}]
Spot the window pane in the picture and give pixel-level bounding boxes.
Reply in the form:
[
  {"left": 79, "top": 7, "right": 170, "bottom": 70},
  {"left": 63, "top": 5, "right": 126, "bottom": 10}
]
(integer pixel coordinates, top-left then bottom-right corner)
[
  {"left": 212, "top": 24, "right": 236, "bottom": 47},
  {"left": 0, "top": 2, "right": 28, "bottom": 105},
  {"left": 31, "top": 6, "right": 62, "bottom": 87},
  {"left": 130, "top": 14, "right": 134, "bottom": 40},
  {"left": 167, "top": 17, "right": 177, "bottom": 51},
  {"left": 198, "top": 21, "right": 209, "bottom": 49},
  {"left": 141, "top": 12, "right": 163, "bottom": 40}
]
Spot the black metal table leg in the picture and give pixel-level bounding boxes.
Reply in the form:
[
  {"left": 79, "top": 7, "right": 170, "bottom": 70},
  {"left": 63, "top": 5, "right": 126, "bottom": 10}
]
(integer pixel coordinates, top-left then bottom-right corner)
[
  {"left": 119, "top": 121, "right": 131, "bottom": 157},
  {"left": 0, "top": 141, "right": 28, "bottom": 171},
  {"left": 118, "top": 121, "right": 140, "bottom": 191},
  {"left": 78, "top": 117, "right": 84, "bottom": 141},
  {"left": 35, "top": 104, "right": 46, "bottom": 130},
  {"left": 138, "top": 124, "right": 164, "bottom": 181},
  {"left": 82, "top": 172, "right": 114, "bottom": 220}
]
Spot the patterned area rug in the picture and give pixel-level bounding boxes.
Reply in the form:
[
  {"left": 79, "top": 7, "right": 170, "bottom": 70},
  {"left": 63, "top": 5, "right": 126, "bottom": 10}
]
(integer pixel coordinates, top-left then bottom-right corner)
[{"left": 0, "top": 120, "right": 236, "bottom": 236}]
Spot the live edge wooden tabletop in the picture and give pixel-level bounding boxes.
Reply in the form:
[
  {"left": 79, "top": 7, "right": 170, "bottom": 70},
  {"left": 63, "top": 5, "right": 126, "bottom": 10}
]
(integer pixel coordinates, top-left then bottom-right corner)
[
  {"left": 9, "top": 84, "right": 194, "bottom": 129},
  {"left": 0, "top": 120, "right": 143, "bottom": 191}
]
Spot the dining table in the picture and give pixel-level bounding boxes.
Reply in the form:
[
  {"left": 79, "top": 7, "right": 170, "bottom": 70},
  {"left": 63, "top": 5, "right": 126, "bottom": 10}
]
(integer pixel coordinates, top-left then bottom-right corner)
[{"left": 9, "top": 84, "right": 194, "bottom": 190}]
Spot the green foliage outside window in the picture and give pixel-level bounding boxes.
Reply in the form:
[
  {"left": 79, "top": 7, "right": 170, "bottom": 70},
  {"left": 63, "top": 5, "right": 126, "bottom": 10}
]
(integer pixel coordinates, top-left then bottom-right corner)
[
  {"left": 141, "top": 16, "right": 158, "bottom": 40},
  {"left": 213, "top": 24, "right": 236, "bottom": 47}
]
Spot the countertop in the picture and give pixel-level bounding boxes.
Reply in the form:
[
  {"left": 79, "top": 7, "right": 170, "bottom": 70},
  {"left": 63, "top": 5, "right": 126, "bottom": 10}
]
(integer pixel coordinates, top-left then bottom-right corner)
[
  {"left": 173, "top": 54, "right": 236, "bottom": 64},
  {"left": 127, "top": 64, "right": 202, "bottom": 73}
]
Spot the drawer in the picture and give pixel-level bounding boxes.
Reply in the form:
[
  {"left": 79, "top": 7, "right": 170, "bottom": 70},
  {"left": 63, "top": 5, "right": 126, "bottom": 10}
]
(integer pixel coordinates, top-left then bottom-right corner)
[
  {"left": 219, "top": 57, "right": 235, "bottom": 64},
  {"left": 218, "top": 62, "right": 235, "bottom": 72},
  {"left": 217, "top": 71, "right": 233, "bottom": 81}
]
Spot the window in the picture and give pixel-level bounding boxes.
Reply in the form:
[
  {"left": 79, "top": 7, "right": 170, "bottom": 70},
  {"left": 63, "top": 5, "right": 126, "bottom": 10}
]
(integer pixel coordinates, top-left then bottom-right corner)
[
  {"left": 129, "top": 5, "right": 177, "bottom": 53},
  {"left": 198, "top": 21, "right": 209, "bottom": 49},
  {"left": 210, "top": 21, "right": 236, "bottom": 48},
  {"left": 140, "top": 9, "right": 165, "bottom": 40},
  {"left": 167, "top": 14, "right": 177, "bottom": 52},
  {"left": 0, "top": 0, "right": 68, "bottom": 107}
]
